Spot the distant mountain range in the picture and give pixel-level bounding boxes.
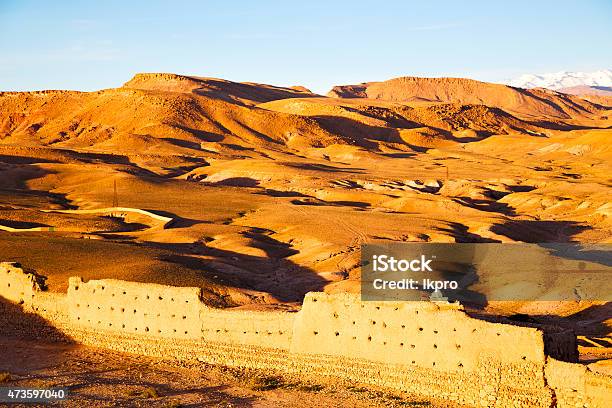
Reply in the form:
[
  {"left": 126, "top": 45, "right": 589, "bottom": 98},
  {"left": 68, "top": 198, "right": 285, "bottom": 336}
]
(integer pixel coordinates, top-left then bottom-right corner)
[{"left": 506, "top": 70, "right": 612, "bottom": 92}]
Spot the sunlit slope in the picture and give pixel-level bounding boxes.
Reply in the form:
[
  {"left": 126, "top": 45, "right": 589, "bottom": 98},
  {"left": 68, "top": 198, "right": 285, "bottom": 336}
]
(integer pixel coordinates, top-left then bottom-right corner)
[
  {"left": 0, "top": 73, "right": 610, "bottom": 312},
  {"left": 328, "top": 76, "right": 602, "bottom": 119}
]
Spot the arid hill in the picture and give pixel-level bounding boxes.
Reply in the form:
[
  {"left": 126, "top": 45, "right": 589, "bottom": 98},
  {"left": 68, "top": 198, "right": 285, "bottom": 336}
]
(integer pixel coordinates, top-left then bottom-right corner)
[
  {"left": 0, "top": 73, "right": 610, "bottom": 324},
  {"left": 0, "top": 74, "right": 554, "bottom": 158},
  {"left": 123, "top": 73, "right": 319, "bottom": 106},
  {"left": 327, "top": 76, "right": 602, "bottom": 119},
  {"left": 558, "top": 85, "right": 612, "bottom": 106},
  {"left": 559, "top": 85, "right": 612, "bottom": 96},
  {"left": 0, "top": 81, "right": 342, "bottom": 155}
]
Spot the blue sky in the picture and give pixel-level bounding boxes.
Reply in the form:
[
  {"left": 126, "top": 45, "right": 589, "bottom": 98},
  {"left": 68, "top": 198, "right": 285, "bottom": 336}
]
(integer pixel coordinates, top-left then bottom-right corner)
[{"left": 1, "top": 0, "right": 610, "bottom": 94}]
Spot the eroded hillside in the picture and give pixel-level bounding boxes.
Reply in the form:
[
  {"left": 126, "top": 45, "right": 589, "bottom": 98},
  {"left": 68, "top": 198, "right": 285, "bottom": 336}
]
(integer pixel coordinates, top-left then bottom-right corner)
[{"left": 0, "top": 74, "right": 610, "bottom": 316}]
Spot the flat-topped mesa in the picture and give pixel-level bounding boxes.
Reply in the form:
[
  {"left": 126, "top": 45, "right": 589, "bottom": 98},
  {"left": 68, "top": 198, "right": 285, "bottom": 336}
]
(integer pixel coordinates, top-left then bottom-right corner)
[
  {"left": 122, "top": 72, "right": 320, "bottom": 105},
  {"left": 289, "top": 85, "right": 313, "bottom": 93},
  {"left": 0, "top": 89, "right": 87, "bottom": 97},
  {"left": 122, "top": 73, "right": 203, "bottom": 92},
  {"left": 327, "top": 76, "right": 601, "bottom": 119}
]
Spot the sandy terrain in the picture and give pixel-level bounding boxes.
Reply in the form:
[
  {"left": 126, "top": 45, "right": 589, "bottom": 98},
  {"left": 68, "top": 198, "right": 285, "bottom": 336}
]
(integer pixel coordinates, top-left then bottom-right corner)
[
  {"left": 0, "top": 336, "right": 456, "bottom": 408},
  {"left": 0, "top": 73, "right": 610, "bottom": 403}
]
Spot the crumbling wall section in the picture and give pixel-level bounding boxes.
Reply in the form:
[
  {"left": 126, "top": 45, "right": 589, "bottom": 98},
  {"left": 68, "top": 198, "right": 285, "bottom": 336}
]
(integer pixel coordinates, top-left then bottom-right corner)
[
  {"left": 290, "top": 292, "right": 552, "bottom": 405},
  {"left": 0, "top": 262, "right": 45, "bottom": 305},
  {"left": 65, "top": 277, "right": 296, "bottom": 348},
  {"left": 545, "top": 358, "right": 612, "bottom": 408},
  {"left": 291, "top": 293, "right": 546, "bottom": 370}
]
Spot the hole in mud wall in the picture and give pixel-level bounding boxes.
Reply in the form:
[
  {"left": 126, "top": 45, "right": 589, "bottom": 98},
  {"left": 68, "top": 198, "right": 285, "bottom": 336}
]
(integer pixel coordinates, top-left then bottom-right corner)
[{"left": 68, "top": 282, "right": 208, "bottom": 339}]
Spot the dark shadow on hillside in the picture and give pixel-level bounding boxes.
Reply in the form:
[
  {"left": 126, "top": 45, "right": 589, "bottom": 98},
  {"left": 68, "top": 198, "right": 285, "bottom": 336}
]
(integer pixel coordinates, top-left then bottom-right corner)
[
  {"left": 340, "top": 105, "right": 422, "bottom": 128},
  {"left": 536, "top": 243, "right": 612, "bottom": 267},
  {"left": 256, "top": 189, "right": 308, "bottom": 198},
  {"left": 141, "top": 209, "right": 207, "bottom": 229},
  {"left": 290, "top": 198, "right": 370, "bottom": 209},
  {"left": 527, "top": 120, "right": 609, "bottom": 131},
  {"left": 0, "top": 155, "right": 60, "bottom": 165},
  {"left": 513, "top": 87, "right": 578, "bottom": 117},
  {"left": 0, "top": 219, "right": 49, "bottom": 229},
  {"left": 241, "top": 228, "right": 299, "bottom": 258},
  {"left": 282, "top": 162, "right": 365, "bottom": 173},
  {"left": 490, "top": 220, "right": 590, "bottom": 242},
  {"left": 379, "top": 152, "right": 416, "bottom": 158},
  {"left": 314, "top": 115, "right": 401, "bottom": 149},
  {"left": 162, "top": 156, "right": 209, "bottom": 178},
  {"left": 533, "top": 302, "right": 612, "bottom": 337},
  {"left": 68, "top": 151, "right": 132, "bottom": 165},
  {"left": 0, "top": 165, "right": 79, "bottom": 210},
  {"left": 435, "top": 222, "right": 500, "bottom": 243},
  {"left": 149, "top": 230, "right": 329, "bottom": 303},
  {"left": 0, "top": 164, "right": 53, "bottom": 191},
  {"left": 507, "top": 185, "right": 537, "bottom": 193},
  {"left": 174, "top": 124, "right": 225, "bottom": 142},
  {"left": 208, "top": 177, "right": 260, "bottom": 187},
  {"left": 452, "top": 197, "right": 516, "bottom": 216},
  {"left": 160, "top": 137, "right": 202, "bottom": 150},
  {"left": 312, "top": 113, "right": 519, "bottom": 151},
  {"left": 190, "top": 76, "right": 321, "bottom": 105}
]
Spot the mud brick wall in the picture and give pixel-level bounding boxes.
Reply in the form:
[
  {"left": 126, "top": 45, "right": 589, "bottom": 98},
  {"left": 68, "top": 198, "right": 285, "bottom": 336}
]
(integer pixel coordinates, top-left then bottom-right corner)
[
  {"left": 545, "top": 358, "right": 612, "bottom": 408},
  {"left": 0, "top": 262, "right": 609, "bottom": 408},
  {"left": 0, "top": 262, "right": 44, "bottom": 304},
  {"left": 66, "top": 276, "right": 296, "bottom": 348},
  {"left": 291, "top": 293, "right": 546, "bottom": 371},
  {"left": 67, "top": 277, "right": 204, "bottom": 339},
  {"left": 199, "top": 307, "right": 295, "bottom": 349}
]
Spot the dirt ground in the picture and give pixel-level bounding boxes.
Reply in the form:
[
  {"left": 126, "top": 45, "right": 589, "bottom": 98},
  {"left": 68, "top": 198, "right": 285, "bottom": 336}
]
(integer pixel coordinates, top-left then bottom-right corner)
[{"left": 0, "top": 336, "right": 460, "bottom": 408}]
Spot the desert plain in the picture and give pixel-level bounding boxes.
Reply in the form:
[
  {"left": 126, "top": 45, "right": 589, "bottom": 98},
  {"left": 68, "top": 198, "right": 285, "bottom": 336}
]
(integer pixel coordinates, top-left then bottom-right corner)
[{"left": 0, "top": 73, "right": 611, "bottom": 406}]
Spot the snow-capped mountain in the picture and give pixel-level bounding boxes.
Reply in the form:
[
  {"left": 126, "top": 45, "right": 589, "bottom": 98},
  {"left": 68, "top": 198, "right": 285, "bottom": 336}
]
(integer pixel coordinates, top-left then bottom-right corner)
[{"left": 506, "top": 69, "right": 612, "bottom": 90}]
